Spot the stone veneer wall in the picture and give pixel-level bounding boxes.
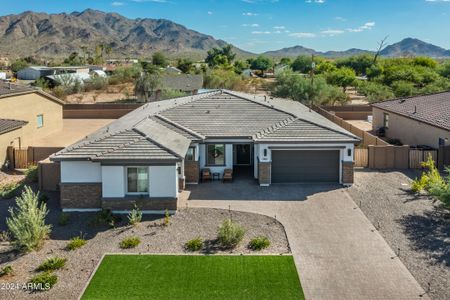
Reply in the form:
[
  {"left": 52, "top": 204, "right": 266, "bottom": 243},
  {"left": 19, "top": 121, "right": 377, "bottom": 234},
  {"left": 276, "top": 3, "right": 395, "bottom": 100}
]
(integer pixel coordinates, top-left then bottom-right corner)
[
  {"left": 60, "top": 183, "right": 102, "bottom": 209},
  {"left": 258, "top": 162, "right": 271, "bottom": 186},
  {"left": 184, "top": 161, "right": 199, "bottom": 183},
  {"left": 102, "top": 198, "right": 177, "bottom": 211},
  {"left": 342, "top": 161, "right": 354, "bottom": 185}
]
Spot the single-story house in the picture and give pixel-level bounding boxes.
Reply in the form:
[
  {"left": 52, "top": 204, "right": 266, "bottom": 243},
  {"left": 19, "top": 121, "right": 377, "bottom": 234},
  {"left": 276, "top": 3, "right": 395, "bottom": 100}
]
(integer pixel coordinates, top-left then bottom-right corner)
[
  {"left": 17, "top": 66, "right": 55, "bottom": 80},
  {"left": 372, "top": 91, "right": 450, "bottom": 148},
  {"left": 140, "top": 74, "right": 204, "bottom": 102},
  {"left": 0, "top": 83, "right": 64, "bottom": 166},
  {"left": 51, "top": 90, "right": 359, "bottom": 213}
]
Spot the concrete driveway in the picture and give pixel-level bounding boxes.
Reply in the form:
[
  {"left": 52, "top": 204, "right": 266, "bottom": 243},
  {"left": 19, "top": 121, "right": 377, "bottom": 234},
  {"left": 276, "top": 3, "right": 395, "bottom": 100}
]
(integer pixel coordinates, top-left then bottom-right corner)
[{"left": 180, "top": 179, "right": 428, "bottom": 300}]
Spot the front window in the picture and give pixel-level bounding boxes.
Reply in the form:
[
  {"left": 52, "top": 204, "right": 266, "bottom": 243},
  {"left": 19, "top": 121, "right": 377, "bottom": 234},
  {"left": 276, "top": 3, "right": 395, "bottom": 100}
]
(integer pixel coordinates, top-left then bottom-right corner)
[
  {"left": 383, "top": 113, "right": 389, "bottom": 128},
  {"left": 185, "top": 147, "right": 196, "bottom": 161},
  {"left": 127, "top": 167, "right": 148, "bottom": 194},
  {"left": 37, "top": 114, "right": 44, "bottom": 128},
  {"left": 207, "top": 144, "right": 225, "bottom": 166}
]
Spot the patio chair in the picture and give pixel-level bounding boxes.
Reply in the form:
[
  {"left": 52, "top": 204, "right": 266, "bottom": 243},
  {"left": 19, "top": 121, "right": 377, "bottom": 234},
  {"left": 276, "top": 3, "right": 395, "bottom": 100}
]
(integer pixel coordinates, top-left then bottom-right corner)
[
  {"left": 201, "top": 168, "right": 212, "bottom": 182},
  {"left": 222, "top": 168, "right": 233, "bottom": 183}
]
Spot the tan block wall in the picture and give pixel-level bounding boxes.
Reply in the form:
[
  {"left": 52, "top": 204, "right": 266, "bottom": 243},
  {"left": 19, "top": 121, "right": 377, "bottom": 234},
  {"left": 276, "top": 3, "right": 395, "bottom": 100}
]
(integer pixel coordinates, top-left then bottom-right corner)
[
  {"left": 258, "top": 162, "right": 271, "bottom": 185},
  {"left": 60, "top": 183, "right": 102, "bottom": 209},
  {"left": 184, "top": 161, "right": 199, "bottom": 183},
  {"left": 373, "top": 107, "right": 450, "bottom": 148},
  {"left": 342, "top": 161, "right": 354, "bottom": 185},
  {"left": 0, "top": 93, "right": 63, "bottom": 149},
  {"left": 102, "top": 198, "right": 177, "bottom": 211}
]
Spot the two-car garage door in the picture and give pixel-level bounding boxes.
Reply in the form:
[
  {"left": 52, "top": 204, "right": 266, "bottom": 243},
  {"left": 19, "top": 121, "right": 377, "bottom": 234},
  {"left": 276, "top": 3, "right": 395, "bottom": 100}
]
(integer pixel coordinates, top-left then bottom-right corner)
[{"left": 271, "top": 150, "right": 340, "bottom": 183}]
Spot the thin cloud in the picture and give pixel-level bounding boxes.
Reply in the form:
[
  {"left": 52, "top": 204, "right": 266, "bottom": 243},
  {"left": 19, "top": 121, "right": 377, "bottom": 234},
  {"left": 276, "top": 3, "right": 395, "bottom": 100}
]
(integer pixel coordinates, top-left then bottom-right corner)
[
  {"left": 305, "top": 0, "right": 325, "bottom": 3},
  {"left": 252, "top": 31, "right": 272, "bottom": 34},
  {"left": 111, "top": 1, "right": 124, "bottom": 6},
  {"left": 243, "top": 12, "right": 258, "bottom": 16},
  {"left": 347, "top": 22, "right": 375, "bottom": 32},
  {"left": 289, "top": 32, "right": 316, "bottom": 38},
  {"left": 321, "top": 29, "right": 345, "bottom": 36},
  {"left": 273, "top": 26, "right": 286, "bottom": 30},
  {"left": 242, "top": 23, "right": 260, "bottom": 27}
]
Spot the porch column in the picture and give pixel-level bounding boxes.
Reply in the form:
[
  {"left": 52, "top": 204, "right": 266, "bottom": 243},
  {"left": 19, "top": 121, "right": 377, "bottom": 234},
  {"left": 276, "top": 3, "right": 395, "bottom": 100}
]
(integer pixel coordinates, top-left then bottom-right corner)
[{"left": 258, "top": 161, "right": 271, "bottom": 186}]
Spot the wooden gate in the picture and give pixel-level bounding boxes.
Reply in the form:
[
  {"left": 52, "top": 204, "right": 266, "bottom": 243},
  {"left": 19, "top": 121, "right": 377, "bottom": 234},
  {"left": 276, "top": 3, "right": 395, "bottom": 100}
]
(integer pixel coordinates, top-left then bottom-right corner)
[
  {"left": 354, "top": 148, "right": 368, "bottom": 168},
  {"left": 409, "top": 149, "right": 437, "bottom": 169},
  {"left": 13, "top": 149, "right": 28, "bottom": 169}
]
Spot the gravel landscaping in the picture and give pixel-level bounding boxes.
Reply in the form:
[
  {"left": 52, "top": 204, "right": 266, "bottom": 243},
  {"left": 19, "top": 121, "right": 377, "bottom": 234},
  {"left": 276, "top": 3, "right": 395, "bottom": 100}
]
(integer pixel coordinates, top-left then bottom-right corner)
[
  {"left": 0, "top": 191, "right": 289, "bottom": 300},
  {"left": 348, "top": 169, "right": 450, "bottom": 300}
]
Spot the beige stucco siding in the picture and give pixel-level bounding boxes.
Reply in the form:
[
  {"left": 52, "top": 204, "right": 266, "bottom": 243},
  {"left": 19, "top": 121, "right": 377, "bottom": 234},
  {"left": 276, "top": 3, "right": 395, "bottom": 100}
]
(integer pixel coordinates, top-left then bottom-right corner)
[
  {"left": 373, "top": 107, "right": 450, "bottom": 148},
  {"left": 0, "top": 93, "right": 63, "bottom": 148},
  {"left": 0, "top": 127, "right": 24, "bottom": 164}
]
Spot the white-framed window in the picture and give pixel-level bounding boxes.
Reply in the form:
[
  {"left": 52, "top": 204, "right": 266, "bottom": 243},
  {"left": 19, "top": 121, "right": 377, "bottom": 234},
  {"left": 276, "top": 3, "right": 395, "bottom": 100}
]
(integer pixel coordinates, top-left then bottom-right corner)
[
  {"left": 37, "top": 114, "right": 44, "bottom": 128},
  {"left": 383, "top": 113, "right": 389, "bottom": 128},
  {"left": 126, "top": 167, "right": 149, "bottom": 194},
  {"left": 185, "top": 147, "right": 196, "bottom": 161}
]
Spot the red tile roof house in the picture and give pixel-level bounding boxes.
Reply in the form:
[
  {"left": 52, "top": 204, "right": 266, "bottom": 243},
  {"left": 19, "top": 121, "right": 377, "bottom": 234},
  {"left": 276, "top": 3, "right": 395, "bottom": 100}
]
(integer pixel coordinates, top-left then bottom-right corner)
[
  {"left": 51, "top": 90, "right": 360, "bottom": 213},
  {"left": 372, "top": 91, "right": 450, "bottom": 149}
]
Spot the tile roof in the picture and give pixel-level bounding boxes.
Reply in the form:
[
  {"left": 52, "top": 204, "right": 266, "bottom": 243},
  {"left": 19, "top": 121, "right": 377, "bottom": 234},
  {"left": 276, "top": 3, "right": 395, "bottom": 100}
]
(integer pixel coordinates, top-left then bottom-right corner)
[
  {"left": 372, "top": 91, "right": 450, "bottom": 131},
  {"left": 0, "top": 118, "right": 28, "bottom": 135},
  {"left": 0, "top": 82, "right": 65, "bottom": 104},
  {"left": 52, "top": 90, "right": 359, "bottom": 162},
  {"left": 161, "top": 74, "right": 203, "bottom": 91}
]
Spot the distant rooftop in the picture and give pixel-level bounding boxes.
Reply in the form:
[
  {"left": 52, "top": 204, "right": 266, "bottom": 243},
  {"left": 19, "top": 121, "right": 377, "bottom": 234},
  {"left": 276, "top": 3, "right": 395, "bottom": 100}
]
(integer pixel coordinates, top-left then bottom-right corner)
[
  {"left": 0, "top": 118, "right": 28, "bottom": 135},
  {"left": 0, "top": 82, "right": 36, "bottom": 97},
  {"left": 372, "top": 91, "right": 450, "bottom": 131}
]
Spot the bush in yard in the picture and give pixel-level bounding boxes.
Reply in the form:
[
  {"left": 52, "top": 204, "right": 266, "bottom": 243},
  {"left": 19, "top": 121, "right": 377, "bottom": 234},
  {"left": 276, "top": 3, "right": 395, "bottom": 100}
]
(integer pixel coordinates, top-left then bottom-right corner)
[
  {"left": 0, "top": 230, "right": 11, "bottom": 242},
  {"left": 185, "top": 237, "right": 203, "bottom": 251},
  {"left": 411, "top": 175, "right": 429, "bottom": 193},
  {"left": 217, "top": 219, "right": 246, "bottom": 249},
  {"left": 0, "top": 182, "right": 22, "bottom": 199},
  {"left": 36, "top": 257, "right": 66, "bottom": 272},
  {"left": 58, "top": 213, "right": 70, "bottom": 226},
  {"left": 119, "top": 236, "right": 140, "bottom": 249},
  {"left": 249, "top": 236, "right": 271, "bottom": 251},
  {"left": 6, "top": 186, "right": 52, "bottom": 252},
  {"left": 90, "top": 209, "right": 120, "bottom": 228},
  {"left": 0, "top": 265, "right": 13, "bottom": 277},
  {"left": 128, "top": 205, "right": 142, "bottom": 226},
  {"left": 66, "top": 236, "right": 86, "bottom": 251},
  {"left": 36, "top": 257, "right": 67, "bottom": 272},
  {"left": 24, "top": 164, "right": 38, "bottom": 182},
  {"left": 164, "top": 209, "right": 170, "bottom": 226},
  {"left": 29, "top": 271, "right": 57, "bottom": 291}
]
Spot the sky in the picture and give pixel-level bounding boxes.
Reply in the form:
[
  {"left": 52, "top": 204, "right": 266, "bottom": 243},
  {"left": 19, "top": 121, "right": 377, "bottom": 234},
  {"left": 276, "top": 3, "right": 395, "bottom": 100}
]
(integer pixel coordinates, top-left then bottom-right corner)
[{"left": 1, "top": 0, "right": 450, "bottom": 53}]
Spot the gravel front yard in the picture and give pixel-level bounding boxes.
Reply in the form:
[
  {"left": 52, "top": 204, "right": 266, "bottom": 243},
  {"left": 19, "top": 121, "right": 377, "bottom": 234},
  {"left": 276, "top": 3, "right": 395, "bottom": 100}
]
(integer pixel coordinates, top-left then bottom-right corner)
[
  {"left": 348, "top": 169, "right": 450, "bottom": 300},
  {"left": 0, "top": 193, "right": 289, "bottom": 300}
]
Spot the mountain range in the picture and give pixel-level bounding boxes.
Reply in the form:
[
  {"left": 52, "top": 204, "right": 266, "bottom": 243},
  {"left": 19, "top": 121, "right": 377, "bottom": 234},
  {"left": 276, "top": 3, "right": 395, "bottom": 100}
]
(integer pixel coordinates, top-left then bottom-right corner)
[{"left": 0, "top": 10, "right": 449, "bottom": 59}]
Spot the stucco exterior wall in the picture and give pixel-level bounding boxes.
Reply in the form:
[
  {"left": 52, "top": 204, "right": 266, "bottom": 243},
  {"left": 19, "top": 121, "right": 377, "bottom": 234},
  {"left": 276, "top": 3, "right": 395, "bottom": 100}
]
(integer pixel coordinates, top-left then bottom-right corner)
[
  {"left": 149, "top": 165, "right": 178, "bottom": 198},
  {"left": 0, "top": 93, "right": 63, "bottom": 149},
  {"left": 373, "top": 107, "right": 450, "bottom": 148},
  {"left": 0, "top": 127, "right": 23, "bottom": 165},
  {"left": 60, "top": 161, "right": 102, "bottom": 183},
  {"left": 102, "top": 166, "right": 125, "bottom": 198}
]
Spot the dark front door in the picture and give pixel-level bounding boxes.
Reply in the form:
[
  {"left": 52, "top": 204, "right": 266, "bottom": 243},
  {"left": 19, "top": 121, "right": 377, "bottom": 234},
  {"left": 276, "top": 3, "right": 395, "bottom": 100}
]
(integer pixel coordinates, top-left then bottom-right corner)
[
  {"left": 271, "top": 150, "right": 340, "bottom": 183},
  {"left": 235, "top": 144, "right": 252, "bottom": 165}
]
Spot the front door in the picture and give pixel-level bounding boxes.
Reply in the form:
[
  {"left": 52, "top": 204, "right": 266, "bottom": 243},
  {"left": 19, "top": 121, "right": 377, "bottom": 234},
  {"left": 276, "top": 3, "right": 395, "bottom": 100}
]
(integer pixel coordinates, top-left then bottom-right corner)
[{"left": 234, "top": 144, "right": 252, "bottom": 165}]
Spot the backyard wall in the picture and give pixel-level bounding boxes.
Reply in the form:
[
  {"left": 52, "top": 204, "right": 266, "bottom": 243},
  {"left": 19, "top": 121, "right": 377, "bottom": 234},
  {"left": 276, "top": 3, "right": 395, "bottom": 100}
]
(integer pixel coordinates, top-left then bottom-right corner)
[{"left": 63, "top": 103, "right": 142, "bottom": 119}]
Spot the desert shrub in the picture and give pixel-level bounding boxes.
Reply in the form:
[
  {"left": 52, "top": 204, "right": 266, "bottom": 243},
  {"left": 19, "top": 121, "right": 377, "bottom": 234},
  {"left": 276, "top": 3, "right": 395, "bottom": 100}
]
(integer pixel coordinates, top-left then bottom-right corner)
[
  {"left": 51, "top": 86, "right": 67, "bottom": 100},
  {"left": 6, "top": 186, "right": 52, "bottom": 252},
  {"left": 37, "top": 257, "right": 67, "bottom": 272},
  {"left": 421, "top": 155, "right": 447, "bottom": 196},
  {"left": 0, "top": 265, "right": 13, "bottom": 277},
  {"left": 66, "top": 236, "right": 86, "bottom": 251},
  {"left": 85, "top": 76, "right": 108, "bottom": 91},
  {"left": 58, "top": 213, "right": 70, "bottom": 226},
  {"left": 29, "top": 271, "right": 57, "bottom": 290},
  {"left": 249, "top": 236, "right": 271, "bottom": 251},
  {"left": 185, "top": 237, "right": 203, "bottom": 251},
  {"left": 119, "top": 236, "right": 140, "bottom": 249},
  {"left": 437, "top": 171, "right": 450, "bottom": 208},
  {"left": 161, "top": 89, "right": 188, "bottom": 100},
  {"left": 164, "top": 209, "right": 170, "bottom": 226},
  {"left": 217, "top": 219, "right": 246, "bottom": 249},
  {"left": 90, "top": 209, "right": 120, "bottom": 228},
  {"left": 0, "top": 182, "right": 22, "bottom": 199},
  {"left": 0, "top": 230, "right": 11, "bottom": 242},
  {"left": 411, "top": 175, "right": 429, "bottom": 193},
  {"left": 127, "top": 205, "right": 142, "bottom": 226}
]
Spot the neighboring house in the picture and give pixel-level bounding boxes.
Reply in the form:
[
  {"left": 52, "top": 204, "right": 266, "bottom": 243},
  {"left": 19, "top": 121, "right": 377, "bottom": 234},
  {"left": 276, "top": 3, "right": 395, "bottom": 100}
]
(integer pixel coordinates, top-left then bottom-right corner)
[
  {"left": 144, "top": 74, "right": 204, "bottom": 102},
  {"left": 0, "top": 83, "right": 64, "bottom": 166},
  {"left": 51, "top": 90, "right": 359, "bottom": 213},
  {"left": 164, "top": 66, "right": 182, "bottom": 75},
  {"left": 17, "top": 66, "right": 55, "bottom": 80},
  {"left": 372, "top": 92, "right": 450, "bottom": 148}
]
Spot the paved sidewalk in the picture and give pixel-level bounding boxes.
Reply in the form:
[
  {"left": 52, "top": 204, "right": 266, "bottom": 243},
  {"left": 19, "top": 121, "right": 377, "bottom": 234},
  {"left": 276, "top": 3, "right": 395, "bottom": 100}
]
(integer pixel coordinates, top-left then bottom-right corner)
[{"left": 181, "top": 183, "right": 428, "bottom": 300}]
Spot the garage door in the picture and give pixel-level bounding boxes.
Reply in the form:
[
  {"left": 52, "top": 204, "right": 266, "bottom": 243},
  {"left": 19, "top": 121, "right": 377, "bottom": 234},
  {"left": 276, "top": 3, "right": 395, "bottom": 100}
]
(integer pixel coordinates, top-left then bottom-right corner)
[{"left": 271, "top": 150, "right": 340, "bottom": 183}]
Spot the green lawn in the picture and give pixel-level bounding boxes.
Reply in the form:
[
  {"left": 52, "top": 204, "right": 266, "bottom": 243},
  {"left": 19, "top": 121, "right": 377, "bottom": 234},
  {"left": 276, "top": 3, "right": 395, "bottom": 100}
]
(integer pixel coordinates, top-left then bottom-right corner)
[{"left": 81, "top": 255, "right": 304, "bottom": 300}]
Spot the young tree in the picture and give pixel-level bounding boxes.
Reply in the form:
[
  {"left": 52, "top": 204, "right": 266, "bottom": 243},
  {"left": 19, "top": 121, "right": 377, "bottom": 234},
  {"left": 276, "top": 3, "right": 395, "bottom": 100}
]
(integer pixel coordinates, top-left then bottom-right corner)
[
  {"left": 134, "top": 72, "right": 161, "bottom": 102},
  {"left": 291, "top": 55, "right": 313, "bottom": 73},
  {"left": 6, "top": 187, "right": 52, "bottom": 252},
  {"left": 10, "top": 59, "right": 30, "bottom": 73},
  {"left": 152, "top": 52, "right": 168, "bottom": 67},
  {"left": 177, "top": 58, "right": 194, "bottom": 74},
  {"left": 279, "top": 57, "right": 292, "bottom": 66},
  {"left": 205, "top": 45, "right": 236, "bottom": 68},
  {"left": 250, "top": 55, "right": 273, "bottom": 71},
  {"left": 326, "top": 67, "right": 356, "bottom": 92}
]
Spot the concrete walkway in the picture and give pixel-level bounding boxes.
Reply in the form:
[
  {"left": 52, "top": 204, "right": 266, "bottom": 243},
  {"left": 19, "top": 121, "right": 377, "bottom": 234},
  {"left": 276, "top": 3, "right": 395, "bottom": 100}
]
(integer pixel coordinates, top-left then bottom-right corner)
[{"left": 181, "top": 181, "right": 428, "bottom": 300}]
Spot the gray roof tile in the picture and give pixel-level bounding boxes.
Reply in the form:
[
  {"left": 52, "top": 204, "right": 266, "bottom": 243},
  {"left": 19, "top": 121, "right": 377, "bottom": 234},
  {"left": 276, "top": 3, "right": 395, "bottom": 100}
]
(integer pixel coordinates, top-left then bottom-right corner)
[
  {"left": 372, "top": 92, "right": 450, "bottom": 131},
  {"left": 0, "top": 118, "right": 28, "bottom": 135}
]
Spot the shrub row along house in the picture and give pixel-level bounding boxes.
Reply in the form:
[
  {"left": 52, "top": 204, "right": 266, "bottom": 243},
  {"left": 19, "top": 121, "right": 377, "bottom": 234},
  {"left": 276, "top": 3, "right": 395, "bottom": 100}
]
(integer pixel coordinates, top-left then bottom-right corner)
[
  {"left": 51, "top": 90, "right": 359, "bottom": 213},
  {"left": 372, "top": 91, "right": 450, "bottom": 149},
  {"left": 0, "top": 83, "right": 63, "bottom": 167}
]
